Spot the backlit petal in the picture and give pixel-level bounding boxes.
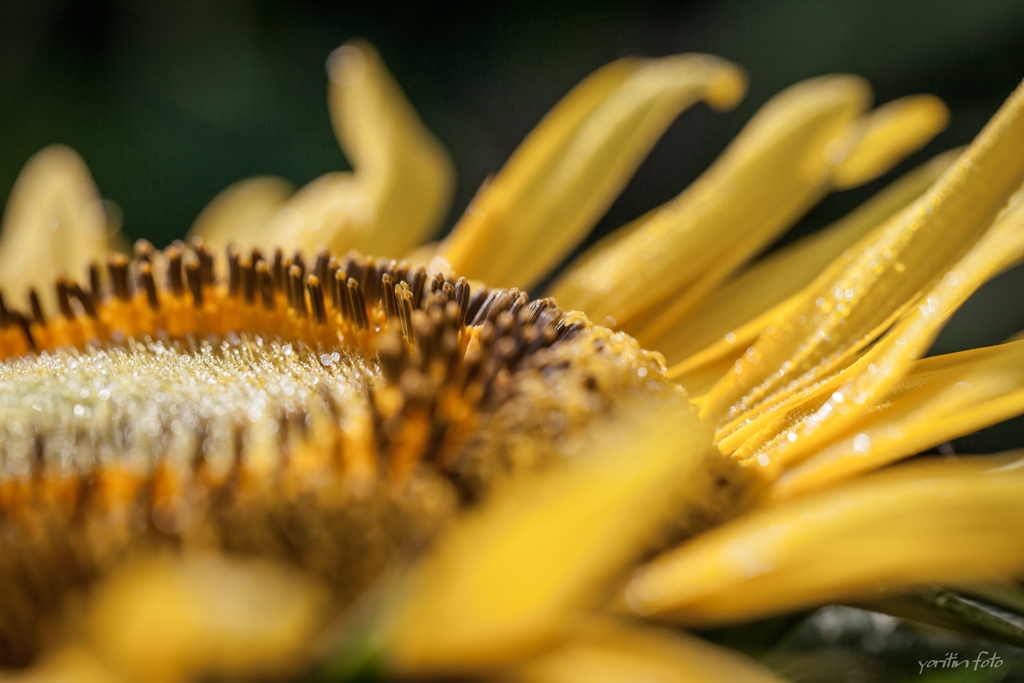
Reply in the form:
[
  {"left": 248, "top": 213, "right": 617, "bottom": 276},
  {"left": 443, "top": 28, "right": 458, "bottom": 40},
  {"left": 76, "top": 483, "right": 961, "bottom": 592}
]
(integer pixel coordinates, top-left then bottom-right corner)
[
  {"left": 551, "top": 76, "right": 873, "bottom": 328},
  {"left": 728, "top": 175, "right": 1024, "bottom": 468},
  {"left": 626, "top": 456, "right": 1024, "bottom": 626},
  {"left": 702, "top": 79, "right": 1024, "bottom": 455},
  {"left": 770, "top": 339, "right": 1024, "bottom": 498},
  {"left": 629, "top": 94, "right": 950, "bottom": 343},
  {"left": 187, "top": 176, "right": 294, "bottom": 249},
  {"left": 440, "top": 54, "right": 747, "bottom": 289},
  {"left": 211, "top": 41, "right": 455, "bottom": 257},
  {"left": 0, "top": 146, "right": 114, "bottom": 310},
  {"left": 326, "top": 40, "right": 455, "bottom": 256},
  {"left": 661, "top": 149, "right": 955, "bottom": 373},
  {"left": 830, "top": 94, "right": 949, "bottom": 189}
]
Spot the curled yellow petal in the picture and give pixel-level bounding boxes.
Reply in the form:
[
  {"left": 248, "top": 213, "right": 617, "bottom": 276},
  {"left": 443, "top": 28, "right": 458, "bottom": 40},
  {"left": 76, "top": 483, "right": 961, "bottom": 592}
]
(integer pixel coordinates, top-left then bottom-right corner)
[
  {"left": 830, "top": 94, "right": 950, "bottom": 189},
  {"left": 626, "top": 456, "right": 1024, "bottom": 627},
  {"left": 702, "top": 78, "right": 1024, "bottom": 453},
  {"left": 326, "top": 40, "right": 455, "bottom": 256},
  {"left": 771, "top": 339, "right": 1024, "bottom": 499},
  {"left": 187, "top": 176, "right": 295, "bottom": 249},
  {"left": 551, "top": 75, "right": 873, "bottom": 330},
  {"left": 0, "top": 145, "right": 114, "bottom": 310},
  {"left": 660, "top": 148, "right": 956, "bottom": 373},
  {"left": 439, "top": 53, "right": 747, "bottom": 289},
  {"left": 502, "top": 617, "right": 785, "bottom": 683},
  {"left": 375, "top": 400, "right": 728, "bottom": 676},
  {"left": 207, "top": 41, "right": 454, "bottom": 257}
]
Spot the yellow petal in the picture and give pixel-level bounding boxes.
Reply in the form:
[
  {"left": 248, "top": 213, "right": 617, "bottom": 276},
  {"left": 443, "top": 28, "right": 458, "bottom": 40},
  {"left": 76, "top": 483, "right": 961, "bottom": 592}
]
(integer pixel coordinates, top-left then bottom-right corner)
[
  {"left": 0, "top": 145, "right": 114, "bottom": 310},
  {"left": 628, "top": 94, "right": 951, "bottom": 344},
  {"left": 187, "top": 176, "right": 294, "bottom": 249},
  {"left": 87, "top": 555, "right": 328, "bottom": 683},
  {"left": 731, "top": 181, "right": 1024, "bottom": 470},
  {"left": 501, "top": 617, "right": 785, "bottom": 683},
  {"left": 674, "top": 350, "right": 747, "bottom": 404},
  {"left": 375, "top": 400, "right": 727, "bottom": 676},
  {"left": 236, "top": 41, "right": 454, "bottom": 257},
  {"left": 830, "top": 94, "right": 949, "bottom": 189},
  {"left": 328, "top": 40, "right": 455, "bottom": 256},
  {"left": 770, "top": 339, "right": 1024, "bottom": 499},
  {"left": 439, "top": 54, "right": 747, "bottom": 289},
  {"left": 551, "top": 75, "right": 873, "bottom": 329},
  {"left": 626, "top": 456, "right": 1024, "bottom": 627},
  {"left": 660, "top": 148, "right": 956, "bottom": 372},
  {"left": 702, "top": 78, "right": 1024, "bottom": 451}
]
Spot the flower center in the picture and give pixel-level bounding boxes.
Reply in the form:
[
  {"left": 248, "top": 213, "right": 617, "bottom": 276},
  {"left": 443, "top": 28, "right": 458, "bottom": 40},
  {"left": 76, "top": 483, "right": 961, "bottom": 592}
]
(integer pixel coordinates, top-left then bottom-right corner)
[{"left": 0, "top": 240, "right": 670, "bottom": 665}]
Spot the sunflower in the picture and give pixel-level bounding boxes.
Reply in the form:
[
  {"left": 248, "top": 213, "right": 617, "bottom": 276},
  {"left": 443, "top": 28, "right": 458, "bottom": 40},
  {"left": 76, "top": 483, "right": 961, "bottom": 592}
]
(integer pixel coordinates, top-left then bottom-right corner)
[{"left": 2, "top": 38, "right": 1024, "bottom": 682}]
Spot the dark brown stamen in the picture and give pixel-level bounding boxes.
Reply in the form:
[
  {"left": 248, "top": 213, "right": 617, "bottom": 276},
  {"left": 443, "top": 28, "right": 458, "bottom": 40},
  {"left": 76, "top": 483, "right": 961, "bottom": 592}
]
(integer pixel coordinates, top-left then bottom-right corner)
[
  {"left": 282, "top": 259, "right": 296, "bottom": 308},
  {"left": 307, "top": 276, "right": 327, "bottom": 325},
  {"left": 313, "top": 248, "right": 331, "bottom": 282},
  {"left": 29, "top": 289, "right": 45, "bottom": 326},
  {"left": 185, "top": 259, "right": 204, "bottom": 307},
  {"left": 108, "top": 254, "right": 133, "bottom": 302},
  {"left": 138, "top": 262, "right": 160, "bottom": 311},
  {"left": 227, "top": 245, "right": 241, "bottom": 298},
  {"left": 454, "top": 278, "right": 470, "bottom": 328},
  {"left": 193, "top": 237, "right": 215, "bottom": 285},
  {"left": 409, "top": 266, "right": 426, "bottom": 307},
  {"left": 256, "top": 261, "right": 276, "bottom": 312},
  {"left": 334, "top": 270, "right": 352, "bottom": 321},
  {"left": 382, "top": 274, "right": 398, "bottom": 326},
  {"left": 68, "top": 282, "right": 97, "bottom": 318},
  {"left": 398, "top": 286, "right": 415, "bottom": 343},
  {"left": 272, "top": 248, "right": 285, "bottom": 293},
  {"left": 88, "top": 263, "right": 103, "bottom": 303},
  {"left": 289, "top": 265, "right": 307, "bottom": 318},
  {"left": 347, "top": 278, "right": 368, "bottom": 331},
  {"left": 241, "top": 257, "right": 257, "bottom": 306},
  {"left": 166, "top": 247, "right": 185, "bottom": 297},
  {"left": 55, "top": 278, "right": 74, "bottom": 319}
]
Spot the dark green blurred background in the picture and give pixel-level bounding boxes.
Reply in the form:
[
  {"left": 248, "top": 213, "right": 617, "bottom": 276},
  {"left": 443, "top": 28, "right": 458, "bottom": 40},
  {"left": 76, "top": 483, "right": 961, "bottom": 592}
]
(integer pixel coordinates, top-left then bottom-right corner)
[{"left": 2, "top": 0, "right": 1024, "bottom": 405}]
